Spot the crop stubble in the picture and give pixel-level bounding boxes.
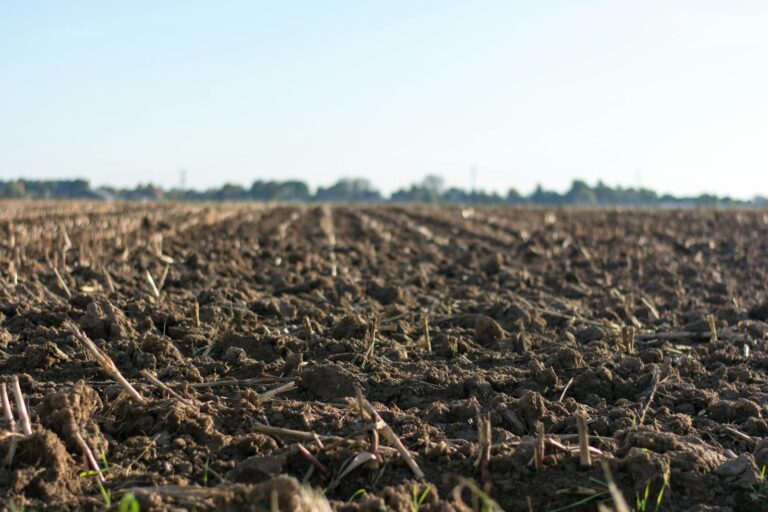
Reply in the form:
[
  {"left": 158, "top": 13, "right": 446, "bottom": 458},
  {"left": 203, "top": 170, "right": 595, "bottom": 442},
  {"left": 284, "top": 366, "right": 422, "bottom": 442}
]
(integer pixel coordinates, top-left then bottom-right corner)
[{"left": 1, "top": 201, "right": 768, "bottom": 510}]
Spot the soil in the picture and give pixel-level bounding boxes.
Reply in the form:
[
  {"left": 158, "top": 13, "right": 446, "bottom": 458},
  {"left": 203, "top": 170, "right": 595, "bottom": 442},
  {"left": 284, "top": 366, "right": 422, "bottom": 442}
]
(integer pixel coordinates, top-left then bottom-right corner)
[{"left": 1, "top": 202, "right": 768, "bottom": 511}]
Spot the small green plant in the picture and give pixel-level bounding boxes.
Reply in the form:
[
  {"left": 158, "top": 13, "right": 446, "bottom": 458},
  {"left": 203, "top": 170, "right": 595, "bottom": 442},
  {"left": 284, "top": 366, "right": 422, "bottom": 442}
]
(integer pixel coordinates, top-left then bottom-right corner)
[
  {"left": 77, "top": 443, "right": 113, "bottom": 508},
  {"left": 347, "top": 488, "right": 366, "bottom": 504},
  {"left": 78, "top": 444, "right": 112, "bottom": 479},
  {"left": 97, "top": 478, "right": 112, "bottom": 508},
  {"left": 7, "top": 498, "right": 24, "bottom": 512},
  {"left": 636, "top": 482, "right": 651, "bottom": 511},
  {"left": 751, "top": 465, "right": 768, "bottom": 502},
  {"left": 198, "top": 457, "right": 226, "bottom": 485},
  {"left": 636, "top": 469, "right": 670, "bottom": 512},
  {"left": 656, "top": 469, "right": 670, "bottom": 510},
  {"left": 118, "top": 492, "right": 140, "bottom": 512},
  {"left": 99, "top": 444, "right": 110, "bottom": 473},
  {"left": 411, "top": 484, "right": 431, "bottom": 512}
]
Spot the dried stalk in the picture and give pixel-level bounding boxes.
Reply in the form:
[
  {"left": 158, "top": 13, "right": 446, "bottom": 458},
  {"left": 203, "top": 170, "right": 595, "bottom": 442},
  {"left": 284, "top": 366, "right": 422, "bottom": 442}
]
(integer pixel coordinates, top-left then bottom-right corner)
[
  {"left": 576, "top": 414, "right": 591, "bottom": 467},
  {"left": 641, "top": 296, "right": 660, "bottom": 321},
  {"left": 3, "top": 424, "right": 19, "bottom": 467},
  {"left": 354, "top": 389, "right": 425, "bottom": 479},
  {"left": 622, "top": 326, "right": 635, "bottom": 353},
  {"left": 192, "top": 300, "right": 200, "bottom": 327},
  {"left": 601, "top": 461, "right": 631, "bottom": 512},
  {"left": 297, "top": 444, "right": 328, "bottom": 474},
  {"left": 474, "top": 413, "right": 492, "bottom": 484},
  {"left": 74, "top": 431, "right": 106, "bottom": 483},
  {"left": 303, "top": 316, "right": 314, "bottom": 340},
  {"left": 257, "top": 381, "right": 296, "bottom": 405},
  {"left": 252, "top": 423, "right": 341, "bottom": 442},
  {"left": 101, "top": 265, "right": 115, "bottom": 293},
  {"left": 722, "top": 425, "right": 756, "bottom": 447},
  {"left": 637, "top": 330, "right": 712, "bottom": 341},
  {"left": 157, "top": 264, "right": 170, "bottom": 292},
  {"left": 11, "top": 377, "right": 31, "bottom": 436},
  {"left": 361, "top": 317, "right": 379, "bottom": 368},
  {"left": 1, "top": 383, "right": 15, "bottom": 432},
  {"left": 145, "top": 270, "right": 160, "bottom": 299},
  {"left": 141, "top": 370, "right": 189, "bottom": 404},
  {"left": 422, "top": 315, "right": 432, "bottom": 353},
  {"left": 639, "top": 371, "right": 660, "bottom": 425},
  {"left": 61, "top": 226, "right": 72, "bottom": 254},
  {"left": 52, "top": 265, "right": 72, "bottom": 299},
  {"left": 558, "top": 377, "right": 574, "bottom": 403},
  {"left": 67, "top": 322, "right": 146, "bottom": 404},
  {"left": 250, "top": 423, "right": 405, "bottom": 455},
  {"left": 707, "top": 314, "right": 718, "bottom": 343},
  {"left": 188, "top": 376, "right": 282, "bottom": 389},
  {"left": 534, "top": 423, "right": 545, "bottom": 471}
]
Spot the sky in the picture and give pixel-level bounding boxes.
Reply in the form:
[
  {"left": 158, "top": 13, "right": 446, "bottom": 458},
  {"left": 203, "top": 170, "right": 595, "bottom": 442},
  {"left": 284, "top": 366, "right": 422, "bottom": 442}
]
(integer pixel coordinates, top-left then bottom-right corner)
[{"left": 1, "top": 1, "right": 767, "bottom": 198}]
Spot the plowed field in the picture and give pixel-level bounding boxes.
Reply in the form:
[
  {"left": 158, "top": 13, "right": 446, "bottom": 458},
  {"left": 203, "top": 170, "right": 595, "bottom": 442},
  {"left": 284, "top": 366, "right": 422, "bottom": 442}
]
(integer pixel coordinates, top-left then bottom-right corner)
[{"left": 2, "top": 202, "right": 768, "bottom": 511}]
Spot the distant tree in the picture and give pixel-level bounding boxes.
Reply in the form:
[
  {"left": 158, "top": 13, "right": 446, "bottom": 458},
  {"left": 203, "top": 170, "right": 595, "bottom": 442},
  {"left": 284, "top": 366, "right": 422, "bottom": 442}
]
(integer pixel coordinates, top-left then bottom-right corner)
[
  {"left": 278, "top": 180, "right": 310, "bottom": 201},
  {"left": 0, "top": 176, "right": 757, "bottom": 206},
  {"left": 530, "top": 185, "right": 564, "bottom": 204},
  {"left": 565, "top": 180, "right": 597, "bottom": 204},
  {"left": 6, "top": 180, "right": 26, "bottom": 198},
  {"left": 315, "top": 178, "right": 381, "bottom": 202},
  {"left": 215, "top": 183, "right": 247, "bottom": 201},
  {"left": 507, "top": 188, "right": 524, "bottom": 203}
]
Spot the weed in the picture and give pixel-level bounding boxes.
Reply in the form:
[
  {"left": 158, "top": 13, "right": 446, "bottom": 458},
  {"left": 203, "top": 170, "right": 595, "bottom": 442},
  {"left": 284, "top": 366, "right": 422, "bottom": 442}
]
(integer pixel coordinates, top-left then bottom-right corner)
[
  {"left": 636, "top": 469, "right": 670, "bottom": 512},
  {"left": 199, "top": 457, "right": 226, "bottom": 485},
  {"left": 7, "top": 499, "right": 24, "bottom": 512},
  {"left": 347, "top": 488, "right": 366, "bottom": 504},
  {"left": 411, "top": 484, "right": 431, "bottom": 512},
  {"left": 656, "top": 469, "right": 670, "bottom": 510},
  {"left": 99, "top": 444, "right": 110, "bottom": 473},
  {"left": 96, "top": 478, "right": 112, "bottom": 508},
  {"left": 636, "top": 482, "right": 651, "bottom": 511},
  {"left": 751, "top": 465, "right": 768, "bottom": 502},
  {"left": 118, "top": 492, "right": 140, "bottom": 512},
  {"left": 77, "top": 442, "right": 113, "bottom": 508}
]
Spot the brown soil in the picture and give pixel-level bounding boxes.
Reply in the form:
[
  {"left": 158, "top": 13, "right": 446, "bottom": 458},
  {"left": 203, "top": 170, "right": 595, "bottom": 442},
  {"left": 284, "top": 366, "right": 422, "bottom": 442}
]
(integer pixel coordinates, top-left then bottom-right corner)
[{"left": 1, "top": 202, "right": 768, "bottom": 511}]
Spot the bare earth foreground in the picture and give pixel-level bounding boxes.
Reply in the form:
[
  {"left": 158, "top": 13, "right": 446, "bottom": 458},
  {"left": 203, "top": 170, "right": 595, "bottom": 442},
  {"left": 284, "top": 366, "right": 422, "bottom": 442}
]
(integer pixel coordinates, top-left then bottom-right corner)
[{"left": 2, "top": 202, "right": 768, "bottom": 511}]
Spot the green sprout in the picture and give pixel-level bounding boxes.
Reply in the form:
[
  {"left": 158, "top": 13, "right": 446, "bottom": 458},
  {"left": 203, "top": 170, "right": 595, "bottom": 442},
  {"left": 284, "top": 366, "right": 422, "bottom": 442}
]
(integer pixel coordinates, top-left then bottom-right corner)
[
  {"left": 118, "top": 492, "right": 140, "bottom": 512},
  {"left": 347, "top": 488, "right": 367, "bottom": 504},
  {"left": 411, "top": 484, "right": 431, "bottom": 512}
]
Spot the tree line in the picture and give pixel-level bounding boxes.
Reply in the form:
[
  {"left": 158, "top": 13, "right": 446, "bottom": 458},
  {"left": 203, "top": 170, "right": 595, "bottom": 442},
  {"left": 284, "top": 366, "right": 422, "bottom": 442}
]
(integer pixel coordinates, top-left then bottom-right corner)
[{"left": 0, "top": 176, "right": 765, "bottom": 206}]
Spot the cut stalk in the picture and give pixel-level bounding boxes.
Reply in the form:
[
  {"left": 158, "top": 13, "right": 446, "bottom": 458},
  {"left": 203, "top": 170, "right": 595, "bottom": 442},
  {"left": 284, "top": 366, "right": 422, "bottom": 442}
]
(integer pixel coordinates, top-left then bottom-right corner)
[
  {"left": 422, "top": 315, "right": 432, "bottom": 353},
  {"left": 1, "top": 383, "right": 15, "bottom": 432},
  {"left": 11, "top": 376, "right": 31, "bottom": 436},
  {"left": 576, "top": 414, "right": 591, "bottom": 467},
  {"left": 74, "top": 431, "right": 106, "bottom": 483},
  {"left": 145, "top": 270, "right": 160, "bottom": 299},
  {"left": 52, "top": 265, "right": 72, "bottom": 299},
  {"left": 67, "top": 322, "right": 146, "bottom": 404},
  {"left": 353, "top": 389, "right": 425, "bottom": 479}
]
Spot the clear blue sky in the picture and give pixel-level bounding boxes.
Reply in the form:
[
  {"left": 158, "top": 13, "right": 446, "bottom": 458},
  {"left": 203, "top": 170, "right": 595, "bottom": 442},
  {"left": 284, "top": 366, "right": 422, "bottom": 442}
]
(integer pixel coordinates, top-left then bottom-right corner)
[{"left": 2, "top": 1, "right": 767, "bottom": 197}]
